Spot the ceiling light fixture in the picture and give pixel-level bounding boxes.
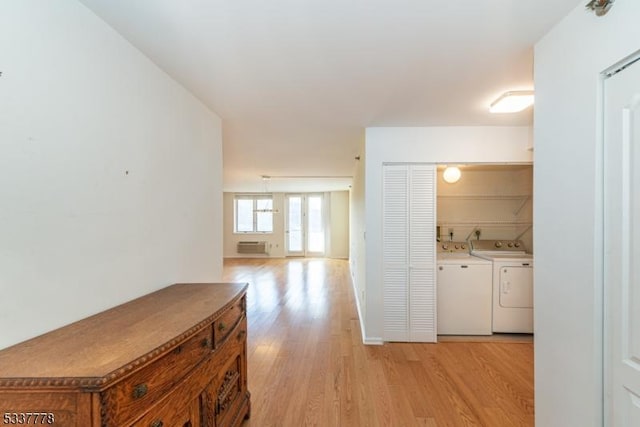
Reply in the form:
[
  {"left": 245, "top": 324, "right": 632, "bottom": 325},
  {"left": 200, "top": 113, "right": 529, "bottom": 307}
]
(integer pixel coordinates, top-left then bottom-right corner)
[
  {"left": 489, "top": 90, "right": 534, "bottom": 113},
  {"left": 255, "top": 175, "right": 279, "bottom": 213},
  {"left": 443, "top": 166, "right": 461, "bottom": 184}
]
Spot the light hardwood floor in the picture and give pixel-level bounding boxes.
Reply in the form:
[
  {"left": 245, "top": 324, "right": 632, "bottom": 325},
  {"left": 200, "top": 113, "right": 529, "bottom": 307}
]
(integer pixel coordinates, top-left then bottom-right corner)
[{"left": 223, "top": 258, "right": 534, "bottom": 427}]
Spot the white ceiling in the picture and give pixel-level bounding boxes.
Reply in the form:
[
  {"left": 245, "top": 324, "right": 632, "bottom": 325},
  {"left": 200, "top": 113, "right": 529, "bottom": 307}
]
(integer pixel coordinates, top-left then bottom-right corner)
[{"left": 79, "top": 0, "right": 581, "bottom": 192}]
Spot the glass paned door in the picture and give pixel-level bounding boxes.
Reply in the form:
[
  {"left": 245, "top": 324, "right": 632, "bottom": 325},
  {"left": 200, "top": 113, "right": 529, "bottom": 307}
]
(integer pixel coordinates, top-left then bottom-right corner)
[
  {"left": 307, "top": 194, "right": 325, "bottom": 255},
  {"left": 285, "top": 194, "right": 325, "bottom": 257},
  {"left": 286, "top": 195, "right": 304, "bottom": 256}
]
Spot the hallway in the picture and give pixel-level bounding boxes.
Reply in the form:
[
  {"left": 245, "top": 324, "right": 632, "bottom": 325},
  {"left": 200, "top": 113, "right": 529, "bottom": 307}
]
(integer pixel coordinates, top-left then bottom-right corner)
[{"left": 223, "top": 258, "right": 534, "bottom": 426}]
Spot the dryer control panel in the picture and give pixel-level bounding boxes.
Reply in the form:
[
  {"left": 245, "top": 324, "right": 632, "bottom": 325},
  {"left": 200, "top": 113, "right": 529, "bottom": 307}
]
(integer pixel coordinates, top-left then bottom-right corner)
[{"left": 470, "top": 239, "right": 527, "bottom": 253}]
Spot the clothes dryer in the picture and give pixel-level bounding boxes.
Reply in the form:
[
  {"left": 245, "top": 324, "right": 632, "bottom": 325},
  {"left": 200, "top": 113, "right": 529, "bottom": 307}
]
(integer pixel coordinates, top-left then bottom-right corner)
[{"left": 470, "top": 240, "right": 534, "bottom": 333}]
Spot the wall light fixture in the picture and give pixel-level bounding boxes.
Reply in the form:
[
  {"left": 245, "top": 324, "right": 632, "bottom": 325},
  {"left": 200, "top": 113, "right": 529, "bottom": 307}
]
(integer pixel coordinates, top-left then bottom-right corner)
[{"left": 443, "top": 166, "right": 461, "bottom": 184}]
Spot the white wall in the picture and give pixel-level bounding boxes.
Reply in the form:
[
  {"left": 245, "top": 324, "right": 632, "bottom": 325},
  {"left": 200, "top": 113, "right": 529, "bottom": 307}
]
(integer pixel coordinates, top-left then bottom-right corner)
[
  {"left": 350, "top": 140, "right": 367, "bottom": 335},
  {"left": 534, "top": 2, "right": 640, "bottom": 425},
  {"left": 0, "top": 1, "right": 223, "bottom": 349},
  {"left": 329, "top": 191, "right": 350, "bottom": 259},
  {"left": 361, "top": 126, "right": 532, "bottom": 342}
]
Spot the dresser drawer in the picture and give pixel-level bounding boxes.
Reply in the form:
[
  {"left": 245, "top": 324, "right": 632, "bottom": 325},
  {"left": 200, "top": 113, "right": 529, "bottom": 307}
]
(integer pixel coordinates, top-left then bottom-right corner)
[
  {"left": 213, "top": 296, "right": 245, "bottom": 347},
  {"left": 130, "top": 381, "right": 201, "bottom": 427},
  {"left": 101, "top": 325, "right": 212, "bottom": 426}
]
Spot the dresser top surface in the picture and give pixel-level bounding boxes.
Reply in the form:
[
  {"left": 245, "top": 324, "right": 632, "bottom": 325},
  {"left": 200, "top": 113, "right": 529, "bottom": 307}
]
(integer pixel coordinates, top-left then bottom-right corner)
[{"left": 0, "top": 283, "right": 247, "bottom": 387}]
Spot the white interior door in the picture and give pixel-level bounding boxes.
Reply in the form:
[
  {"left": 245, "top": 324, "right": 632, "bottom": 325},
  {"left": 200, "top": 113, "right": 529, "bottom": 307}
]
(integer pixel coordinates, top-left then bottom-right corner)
[{"left": 605, "top": 55, "right": 640, "bottom": 426}]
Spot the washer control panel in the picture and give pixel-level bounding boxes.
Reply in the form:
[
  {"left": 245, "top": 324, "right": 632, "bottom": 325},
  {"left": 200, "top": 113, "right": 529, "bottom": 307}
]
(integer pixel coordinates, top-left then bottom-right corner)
[{"left": 437, "top": 241, "right": 469, "bottom": 253}]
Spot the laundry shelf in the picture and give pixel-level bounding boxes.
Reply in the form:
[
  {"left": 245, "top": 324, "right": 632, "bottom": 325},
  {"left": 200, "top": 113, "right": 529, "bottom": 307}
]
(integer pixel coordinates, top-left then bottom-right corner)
[
  {"left": 438, "top": 221, "right": 533, "bottom": 241},
  {"left": 437, "top": 194, "right": 531, "bottom": 200},
  {"left": 437, "top": 220, "right": 532, "bottom": 226}
]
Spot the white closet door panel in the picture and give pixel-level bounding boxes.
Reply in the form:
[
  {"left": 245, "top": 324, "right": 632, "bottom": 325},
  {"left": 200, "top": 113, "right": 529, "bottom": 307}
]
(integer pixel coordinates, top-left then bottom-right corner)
[
  {"left": 383, "top": 267, "right": 409, "bottom": 341},
  {"left": 409, "top": 267, "right": 437, "bottom": 342},
  {"left": 383, "top": 165, "right": 409, "bottom": 265},
  {"left": 382, "top": 164, "right": 436, "bottom": 343},
  {"left": 383, "top": 165, "right": 409, "bottom": 341},
  {"left": 409, "top": 165, "right": 437, "bottom": 342},
  {"left": 409, "top": 165, "right": 436, "bottom": 267}
]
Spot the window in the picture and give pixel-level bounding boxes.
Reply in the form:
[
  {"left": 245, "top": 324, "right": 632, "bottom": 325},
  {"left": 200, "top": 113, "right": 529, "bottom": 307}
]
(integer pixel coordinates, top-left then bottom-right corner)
[{"left": 234, "top": 195, "right": 273, "bottom": 233}]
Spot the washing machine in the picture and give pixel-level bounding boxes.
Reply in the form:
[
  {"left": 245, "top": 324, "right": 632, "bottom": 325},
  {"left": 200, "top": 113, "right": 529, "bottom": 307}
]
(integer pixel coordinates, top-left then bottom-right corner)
[
  {"left": 470, "top": 240, "right": 534, "bottom": 333},
  {"left": 437, "top": 241, "right": 493, "bottom": 335}
]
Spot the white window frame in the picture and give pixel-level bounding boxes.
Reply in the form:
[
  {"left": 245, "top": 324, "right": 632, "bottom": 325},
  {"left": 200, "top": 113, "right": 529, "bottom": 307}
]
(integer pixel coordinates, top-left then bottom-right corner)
[{"left": 234, "top": 194, "right": 274, "bottom": 234}]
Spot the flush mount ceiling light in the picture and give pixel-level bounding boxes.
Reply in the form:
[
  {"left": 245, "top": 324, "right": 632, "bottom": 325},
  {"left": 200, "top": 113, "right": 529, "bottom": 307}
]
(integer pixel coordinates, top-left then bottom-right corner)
[
  {"left": 489, "top": 90, "right": 534, "bottom": 113},
  {"left": 443, "top": 166, "right": 461, "bottom": 184}
]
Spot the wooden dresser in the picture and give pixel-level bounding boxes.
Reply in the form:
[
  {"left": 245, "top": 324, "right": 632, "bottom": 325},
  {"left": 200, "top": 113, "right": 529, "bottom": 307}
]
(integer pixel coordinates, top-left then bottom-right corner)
[{"left": 0, "top": 283, "right": 250, "bottom": 427}]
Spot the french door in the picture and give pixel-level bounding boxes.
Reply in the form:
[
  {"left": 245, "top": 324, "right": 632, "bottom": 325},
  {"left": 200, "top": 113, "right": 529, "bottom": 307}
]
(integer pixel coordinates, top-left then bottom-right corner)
[{"left": 285, "top": 194, "right": 325, "bottom": 257}]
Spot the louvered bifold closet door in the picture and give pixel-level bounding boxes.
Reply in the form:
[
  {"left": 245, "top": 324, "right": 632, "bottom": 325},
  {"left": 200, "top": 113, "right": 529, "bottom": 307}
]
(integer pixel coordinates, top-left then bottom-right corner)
[
  {"left": 408, "top": 165, "right": 437, "bottom": 342},
  {"left": 382, "top": 165, "right": 409, "bottom": 341},
  {"left": 382, "top": 164, "right": 437, "bottom": 342}
]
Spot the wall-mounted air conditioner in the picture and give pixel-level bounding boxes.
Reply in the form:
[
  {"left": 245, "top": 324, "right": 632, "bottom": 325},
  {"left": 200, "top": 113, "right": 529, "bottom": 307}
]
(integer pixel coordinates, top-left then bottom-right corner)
[{"left": 237, "top": 241, "right": 268, "bottom": 254}]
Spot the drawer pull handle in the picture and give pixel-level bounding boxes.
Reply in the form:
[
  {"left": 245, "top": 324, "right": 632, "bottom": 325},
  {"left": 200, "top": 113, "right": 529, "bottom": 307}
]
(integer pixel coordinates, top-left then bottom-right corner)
[
  {"left": 132, "top": 383, "right": 148, "bottom": 399},
  {"left": 150, "top": 420, "right": 163, "bottom": 427},
  {"left": 173, "top": 345, "right": 182, "bottom": 355},
  {"left": 218, "top": 322, "right": 227, "bottom": 332},
  {"left": 201, "top": 338, "right": 211, "bottom": 348},
  {"left": 236, "top": 330, "right": 246, "bottom": 341}
]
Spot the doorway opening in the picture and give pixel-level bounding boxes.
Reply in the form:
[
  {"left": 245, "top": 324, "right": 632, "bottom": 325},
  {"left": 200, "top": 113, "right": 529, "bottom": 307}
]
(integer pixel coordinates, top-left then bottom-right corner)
[
  {"left": 436, "top": 163, "right": 534, "bottom": 342},
  {"left": 285, "top": 193, "right": 325, "bottom": 257}
]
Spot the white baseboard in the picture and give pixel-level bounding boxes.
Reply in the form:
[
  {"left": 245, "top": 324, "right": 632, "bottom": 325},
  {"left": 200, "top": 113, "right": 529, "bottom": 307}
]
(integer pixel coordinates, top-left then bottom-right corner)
[
  {"left": 223, "top": 255, "right": 284, "bottom": 259},
  {"left": 363, "top": 337, "right": 384, "bottom": 345}
]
